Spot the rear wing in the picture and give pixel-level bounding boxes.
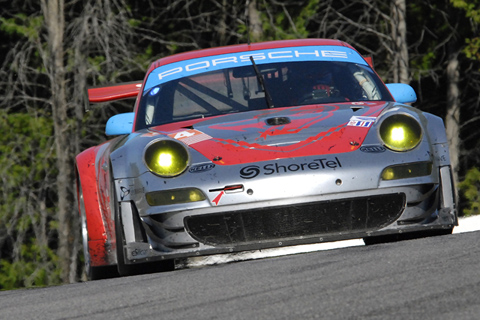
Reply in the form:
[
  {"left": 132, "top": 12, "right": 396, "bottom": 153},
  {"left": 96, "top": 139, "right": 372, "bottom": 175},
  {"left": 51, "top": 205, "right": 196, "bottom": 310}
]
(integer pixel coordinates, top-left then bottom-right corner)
[
  {"left": 87, "top": 81, "right": 143, "bottom": 103},
  {"left": 363, "top": 56, "right": 374, "bottom": 69}
]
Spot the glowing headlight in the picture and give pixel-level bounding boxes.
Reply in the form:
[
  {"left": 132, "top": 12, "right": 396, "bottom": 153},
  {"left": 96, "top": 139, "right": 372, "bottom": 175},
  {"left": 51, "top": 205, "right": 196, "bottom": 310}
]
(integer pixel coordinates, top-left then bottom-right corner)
[
  {"left": 146, "top": 188, "right": 206, "bottom": 206},
  {"left": 144, "top": 140, "right": 189, "bottom": 177},
  {"left": 381, "top": 162, "right": 432, "bottom": 180},
  {"left": 379, "top": 114, "right": 422, "bottom": 152}
]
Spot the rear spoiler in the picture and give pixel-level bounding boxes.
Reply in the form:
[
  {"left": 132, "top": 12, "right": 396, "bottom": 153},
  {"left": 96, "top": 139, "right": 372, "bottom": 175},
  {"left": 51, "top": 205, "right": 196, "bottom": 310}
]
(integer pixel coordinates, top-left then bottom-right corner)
[
  {"left": 363, "top": 56, "right": 374, "bottom": 69},
  {"left": 87, "top": 81, "right": 143, "bottom": 103}
]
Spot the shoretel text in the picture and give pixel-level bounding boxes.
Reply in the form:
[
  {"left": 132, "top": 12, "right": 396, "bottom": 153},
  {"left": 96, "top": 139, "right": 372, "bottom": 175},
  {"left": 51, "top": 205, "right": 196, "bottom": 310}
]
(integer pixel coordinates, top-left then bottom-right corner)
[{"left": 240, "top": 157, "right": 342, "bottom": 179}]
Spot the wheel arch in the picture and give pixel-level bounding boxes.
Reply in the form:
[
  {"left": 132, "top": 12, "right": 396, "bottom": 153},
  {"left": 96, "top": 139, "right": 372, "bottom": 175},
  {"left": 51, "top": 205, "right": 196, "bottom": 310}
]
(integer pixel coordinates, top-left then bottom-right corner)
[{"left": 76, "top": 147, "right": 116, "bottom": 267}]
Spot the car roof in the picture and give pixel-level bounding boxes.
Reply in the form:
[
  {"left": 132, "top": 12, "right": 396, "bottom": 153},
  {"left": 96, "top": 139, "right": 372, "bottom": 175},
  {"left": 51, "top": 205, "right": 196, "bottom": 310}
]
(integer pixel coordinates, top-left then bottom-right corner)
[{"left": 146, "top": 39, "right": 352, "bottom": 74}]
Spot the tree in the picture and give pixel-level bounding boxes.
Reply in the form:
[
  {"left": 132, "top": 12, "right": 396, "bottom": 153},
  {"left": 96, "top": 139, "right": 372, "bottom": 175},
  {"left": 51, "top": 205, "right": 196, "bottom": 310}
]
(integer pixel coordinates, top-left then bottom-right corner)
[
  {"left": 0, "top": 0, "right": 148, "bottom": 285},
  {"left": 0, "top": 1, "right": 63, "bottom": 289},
  {"left": 451, "top": 0, "right": 480, "bottom": 61},
  {"left": 247, "top": 0, "right": 263, "bottom": 42},
  {"left": 449, "top": 0, "right": 480, "bottom": 211},
  {"left": 391, "top": 0, "right": 410, "bottom": 83},
  {"left": 39, "top": 0, "right": 75, "bottom": 283},
  {"left": 0, "top": 111, "right": 61, "bottom": 290}
]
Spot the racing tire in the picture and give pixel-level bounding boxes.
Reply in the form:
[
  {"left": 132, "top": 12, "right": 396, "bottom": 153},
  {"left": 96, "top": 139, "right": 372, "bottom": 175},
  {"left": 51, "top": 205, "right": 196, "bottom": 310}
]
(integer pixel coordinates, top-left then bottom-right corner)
[{"left": 78, "top": 180, "right": 118, "bottom": 280}]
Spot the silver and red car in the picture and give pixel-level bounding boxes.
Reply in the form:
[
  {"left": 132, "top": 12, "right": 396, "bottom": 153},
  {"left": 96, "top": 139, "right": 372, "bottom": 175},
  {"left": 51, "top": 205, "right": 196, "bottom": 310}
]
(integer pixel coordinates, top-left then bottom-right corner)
[{"left": 76, "top": 39, "right": 457, "bottom": 279}]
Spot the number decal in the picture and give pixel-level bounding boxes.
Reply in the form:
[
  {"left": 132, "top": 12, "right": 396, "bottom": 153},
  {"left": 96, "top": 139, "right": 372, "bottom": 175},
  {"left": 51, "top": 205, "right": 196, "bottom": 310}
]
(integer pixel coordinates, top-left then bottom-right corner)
[
  {"left": 168, "top": 129, "right": 213, "bottom": 145},
  {"left": 174, "top": 130, "right": 196, "bottom": 139}
]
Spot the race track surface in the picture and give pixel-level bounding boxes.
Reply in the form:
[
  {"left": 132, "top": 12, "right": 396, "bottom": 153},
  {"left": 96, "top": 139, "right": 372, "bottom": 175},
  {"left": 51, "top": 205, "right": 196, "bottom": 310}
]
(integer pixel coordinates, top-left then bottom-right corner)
[{"left": 1, "top": 231, "right": 480, "bottom": 319}]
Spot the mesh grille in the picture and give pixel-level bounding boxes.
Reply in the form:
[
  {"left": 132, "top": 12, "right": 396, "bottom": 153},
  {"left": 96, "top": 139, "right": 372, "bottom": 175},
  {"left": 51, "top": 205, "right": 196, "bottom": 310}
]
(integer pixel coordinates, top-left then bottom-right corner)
[{"left": 185, "top": 193, "right": 405, "bottom": 246}]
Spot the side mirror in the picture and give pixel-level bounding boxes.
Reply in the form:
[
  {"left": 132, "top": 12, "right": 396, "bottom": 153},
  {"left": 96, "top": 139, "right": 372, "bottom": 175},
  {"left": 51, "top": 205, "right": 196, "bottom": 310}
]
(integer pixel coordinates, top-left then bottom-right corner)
[
  {"left": 386, "top": 83, "right": 417, "bottom": 104},
  {"left": 105, "top": 112, "right": 134, "bottom": 136}
]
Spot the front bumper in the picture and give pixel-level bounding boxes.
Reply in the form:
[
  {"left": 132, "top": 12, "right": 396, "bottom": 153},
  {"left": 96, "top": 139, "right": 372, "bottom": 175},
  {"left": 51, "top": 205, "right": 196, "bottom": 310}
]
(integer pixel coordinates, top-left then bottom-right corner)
[{"left": 117, "top": 177, "right": 456, "bottom": 264}]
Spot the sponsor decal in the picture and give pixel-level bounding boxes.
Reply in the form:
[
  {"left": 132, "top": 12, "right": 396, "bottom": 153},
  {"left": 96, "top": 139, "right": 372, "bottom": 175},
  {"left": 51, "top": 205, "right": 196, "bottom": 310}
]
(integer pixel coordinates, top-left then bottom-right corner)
[
  {"left": 240, "top": 157, "right": 342, "bottom": 179},
  {"left": 239, "top": 166, "right": 261, "bottom": 179},
  {"left": 145, "top": 46, "right": 366, "bottom": 90},
  {"left": 360, "top": 145, "right": 386, "bottom": 153},
  {"left": 189, "top": 163, "right": 216, "bottom": 173},
  {"left": 119, "top": 186, "right": 144, "bottom": 200},
  {"left": 120, "top": 186, "right": 130, "bottom": 200},
  {"left": 347, "top": 116, "right": 376, "bottom": 128},
  {"left": 131, "top": 248, "right": 149, "bottom": 257},
  {"left": 168, "top": 129, "right": 212, "bottom": 145}
]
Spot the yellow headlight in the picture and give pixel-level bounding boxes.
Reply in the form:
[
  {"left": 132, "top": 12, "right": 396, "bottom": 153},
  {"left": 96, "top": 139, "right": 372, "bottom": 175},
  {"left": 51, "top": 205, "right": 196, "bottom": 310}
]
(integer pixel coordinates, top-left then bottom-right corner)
[
  {"left": 146, "top": 188, "right": 206, "bottom": 206},
  {"left": 379, "top": 114, "right": 422, "bottom": 152},
  {"left": 381, "top": 162, "right": 432, "bottom": 180},
  {"left": 144, "top": 140, "right": 189, "bottom": 177}
]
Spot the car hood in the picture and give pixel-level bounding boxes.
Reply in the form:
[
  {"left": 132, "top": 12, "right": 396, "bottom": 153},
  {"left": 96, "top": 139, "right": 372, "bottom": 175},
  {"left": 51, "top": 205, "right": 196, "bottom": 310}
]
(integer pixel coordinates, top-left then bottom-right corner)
[{"left": 150, "top": 102, "right": 390, "bottom": 165}]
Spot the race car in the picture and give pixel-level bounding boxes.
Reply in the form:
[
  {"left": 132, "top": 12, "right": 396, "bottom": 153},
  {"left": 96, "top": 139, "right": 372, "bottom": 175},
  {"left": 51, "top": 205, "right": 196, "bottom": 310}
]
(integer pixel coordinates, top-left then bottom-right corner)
[{"left": 76, "top": 38, "right": 457, "bottom": 280}]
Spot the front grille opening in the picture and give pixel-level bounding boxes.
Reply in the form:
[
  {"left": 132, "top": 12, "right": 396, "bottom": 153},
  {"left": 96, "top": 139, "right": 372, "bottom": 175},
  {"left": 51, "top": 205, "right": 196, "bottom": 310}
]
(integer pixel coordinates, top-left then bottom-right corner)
[{"left": 185, "top": 193, "right": 406, "bottom": 246}]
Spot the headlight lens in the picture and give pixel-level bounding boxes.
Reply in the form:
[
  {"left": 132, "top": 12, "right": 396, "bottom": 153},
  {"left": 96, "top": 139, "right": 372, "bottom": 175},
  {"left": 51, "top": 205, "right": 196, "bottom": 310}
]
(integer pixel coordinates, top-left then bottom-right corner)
[
  {"left": 146, "top": 188, "right": 206, "bottom": 206},
  {"left": 381, "top": 162, "right": 432, "bottom": 180},
  {"left": 144, "top": 140, "right": 189, "bottom": 177},
  {"left": 379, "top": 114, "right": 422, "bottom": 151}
]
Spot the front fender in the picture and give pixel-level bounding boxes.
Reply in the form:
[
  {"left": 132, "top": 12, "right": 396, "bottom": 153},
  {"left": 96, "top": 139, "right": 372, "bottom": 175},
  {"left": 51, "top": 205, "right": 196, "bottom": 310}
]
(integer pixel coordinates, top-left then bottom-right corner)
[{"left": 76, "top": 145, "right": 116, "bottom": 266}]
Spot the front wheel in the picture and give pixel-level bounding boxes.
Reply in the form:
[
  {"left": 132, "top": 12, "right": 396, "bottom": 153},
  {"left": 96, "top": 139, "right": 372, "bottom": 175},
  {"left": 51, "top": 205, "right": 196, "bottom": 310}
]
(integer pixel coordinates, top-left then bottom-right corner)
[{"left": 78, "top": 180, "right": 117, "bottom": 280}]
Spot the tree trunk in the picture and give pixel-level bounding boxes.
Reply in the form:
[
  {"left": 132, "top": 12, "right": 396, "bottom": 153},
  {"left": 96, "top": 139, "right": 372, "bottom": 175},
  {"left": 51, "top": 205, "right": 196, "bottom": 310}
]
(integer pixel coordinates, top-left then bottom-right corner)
[
  {"left": 218, "top": 0, "right": 228, "bottom": 46},
  {"left": 391, "top": 0, "right": 410, "bottom": 84},
  {"left": 248, "top": 0, "right": 263, "bottom": 42},
  {"left": 445, "top": 51, "right": 461, "bottom": 188},
  {"left": 41, "top": 0, "right": 75, "bottom": 283}
]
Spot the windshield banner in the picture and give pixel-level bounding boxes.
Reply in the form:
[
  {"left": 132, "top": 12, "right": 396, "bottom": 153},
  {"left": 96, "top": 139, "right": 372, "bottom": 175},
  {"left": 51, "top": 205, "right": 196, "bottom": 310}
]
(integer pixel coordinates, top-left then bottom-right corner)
[{"left": 145, "top": 46, "right": 367, "bottom": 91}]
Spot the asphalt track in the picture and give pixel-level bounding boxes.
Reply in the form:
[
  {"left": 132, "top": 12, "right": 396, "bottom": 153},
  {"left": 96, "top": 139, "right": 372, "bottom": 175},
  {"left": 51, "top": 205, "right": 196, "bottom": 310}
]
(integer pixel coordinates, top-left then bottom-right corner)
[{"left": 1, "top": 230, "right": 480, "bottom": 320}]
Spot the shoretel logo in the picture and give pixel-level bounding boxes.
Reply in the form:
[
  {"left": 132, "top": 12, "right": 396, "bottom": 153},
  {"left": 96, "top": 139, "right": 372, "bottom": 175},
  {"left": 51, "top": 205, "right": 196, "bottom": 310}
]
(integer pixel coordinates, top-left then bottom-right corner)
[{"left": 240, "top": 157, "right": 342, "bottom": 179}]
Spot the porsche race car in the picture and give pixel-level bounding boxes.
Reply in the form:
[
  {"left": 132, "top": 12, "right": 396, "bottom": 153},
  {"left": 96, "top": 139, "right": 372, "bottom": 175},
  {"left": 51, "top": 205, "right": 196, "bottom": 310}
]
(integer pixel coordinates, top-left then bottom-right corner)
[{"left": 76, "top": 39, "right": 457, "bottom": 280}]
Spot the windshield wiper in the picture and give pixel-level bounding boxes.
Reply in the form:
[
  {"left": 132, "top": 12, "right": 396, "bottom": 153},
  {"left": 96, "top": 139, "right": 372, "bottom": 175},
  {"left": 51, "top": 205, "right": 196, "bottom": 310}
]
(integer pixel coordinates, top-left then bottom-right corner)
[
  {"left": 223, "top": 69, "right": 233, "bottom": 98},
  {"left": 249, "top": 56, "right": 274, "bottom": 108}
]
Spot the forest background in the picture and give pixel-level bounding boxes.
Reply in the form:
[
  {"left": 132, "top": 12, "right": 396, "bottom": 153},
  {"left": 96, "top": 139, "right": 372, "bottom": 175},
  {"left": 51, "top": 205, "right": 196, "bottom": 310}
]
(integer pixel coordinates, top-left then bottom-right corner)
[{"left": 0, "top": 0, "right": 479, "bottom": 290}]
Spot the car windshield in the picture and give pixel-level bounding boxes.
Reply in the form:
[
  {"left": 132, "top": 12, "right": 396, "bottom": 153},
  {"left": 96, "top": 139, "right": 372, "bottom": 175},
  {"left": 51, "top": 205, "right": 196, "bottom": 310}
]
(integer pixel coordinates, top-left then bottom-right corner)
[{"left": 137, "top": 61, "right": 391, "bottom": 128}]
